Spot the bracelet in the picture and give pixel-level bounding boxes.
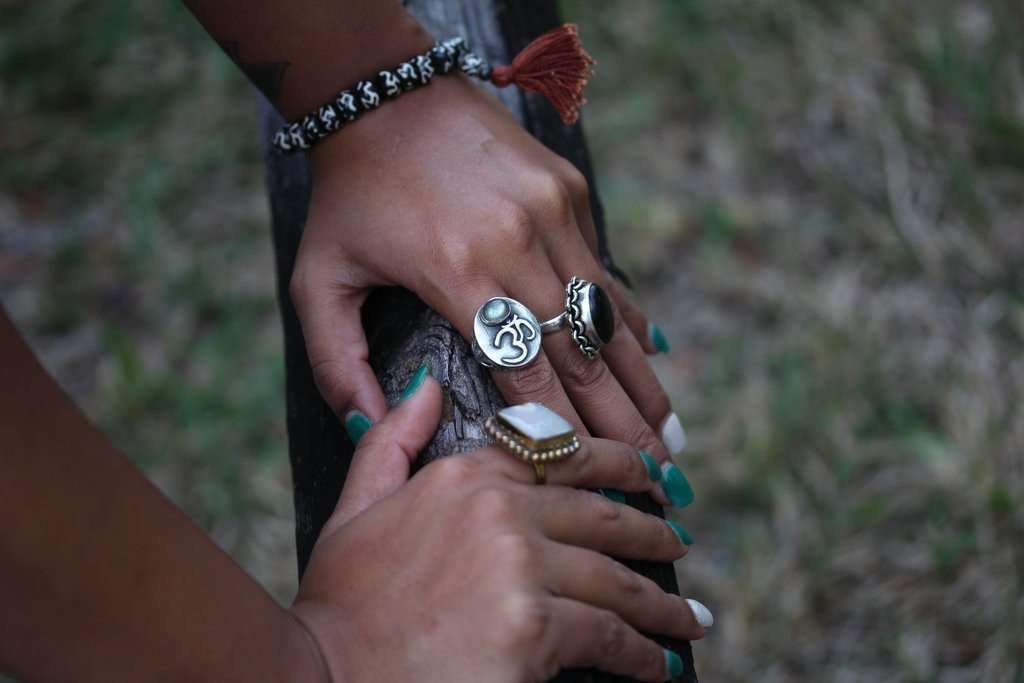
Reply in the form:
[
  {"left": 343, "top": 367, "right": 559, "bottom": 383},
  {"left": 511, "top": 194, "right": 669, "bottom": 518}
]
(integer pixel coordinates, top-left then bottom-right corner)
[{"left": 273, "top": 24, "right": 594, "bottom": 154}]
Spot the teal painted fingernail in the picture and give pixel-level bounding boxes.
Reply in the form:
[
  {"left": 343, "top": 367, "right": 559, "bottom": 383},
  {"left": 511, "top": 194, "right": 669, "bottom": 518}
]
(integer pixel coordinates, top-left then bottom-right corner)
[
  {"left": 649, "top": 322, "right": 671, "bottom": 354},
  {"left": 344, "top": 410, "right": 372, "bottom": 445},
  {"left": 665, "top": 519, "right": 693, "bottom": 546},
  {"left": 664, "top": 648, "right": 684, "bottom": 680},
  {"left": 599, "top": 489, "right": 627, "bottom": 503},
  {"left": 660, "top": 463, "right": 695, "bottom": 508},
  {"left": 639, "top": 451, "right": 662, "bottom": 482},
  {"left": 399, "top": 362, "right": 431, "bottom": 402}
]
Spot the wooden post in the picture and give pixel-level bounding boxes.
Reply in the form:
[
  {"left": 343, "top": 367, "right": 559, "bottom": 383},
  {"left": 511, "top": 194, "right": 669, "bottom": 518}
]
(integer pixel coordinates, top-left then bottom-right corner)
[{"left": 262, "top": 2, "right": 697, "bottom": 681}]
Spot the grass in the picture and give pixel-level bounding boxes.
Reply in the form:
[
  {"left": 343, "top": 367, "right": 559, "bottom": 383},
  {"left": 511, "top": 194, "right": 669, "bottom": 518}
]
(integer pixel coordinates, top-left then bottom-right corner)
[
  {"left": 2, "top": 0, "right": 1023, "bottom": 680},
  {"left": 570, "top": 2, "right": 1024, "bottom": 680}
]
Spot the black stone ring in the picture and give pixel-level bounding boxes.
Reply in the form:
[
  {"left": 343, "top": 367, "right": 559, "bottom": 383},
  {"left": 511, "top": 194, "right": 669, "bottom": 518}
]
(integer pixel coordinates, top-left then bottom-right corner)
[{"left": 539, "top": 277, "right": 615, "bottom": 359}]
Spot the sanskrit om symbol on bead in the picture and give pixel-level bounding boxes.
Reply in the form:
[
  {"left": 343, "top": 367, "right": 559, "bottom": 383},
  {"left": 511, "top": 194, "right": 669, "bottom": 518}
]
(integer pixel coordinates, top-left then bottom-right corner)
[{"left": 493, "top": 315, "right": 537, "bottom": 366}]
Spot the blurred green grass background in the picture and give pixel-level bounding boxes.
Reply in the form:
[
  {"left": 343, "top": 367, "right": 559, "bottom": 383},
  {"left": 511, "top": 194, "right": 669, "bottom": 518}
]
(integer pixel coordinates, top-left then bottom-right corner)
[{"left": 2, "top": 1, "right": 1022, "bottom": 681}]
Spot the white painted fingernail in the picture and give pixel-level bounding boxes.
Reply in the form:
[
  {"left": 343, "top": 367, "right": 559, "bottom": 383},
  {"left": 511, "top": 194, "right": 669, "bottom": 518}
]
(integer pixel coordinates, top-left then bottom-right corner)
[
  {"left": 685, "top": 599, "right": 714, "bottom": 628},
  {"left": 660, "top": 412, "right": 687, "bottom": 455}
]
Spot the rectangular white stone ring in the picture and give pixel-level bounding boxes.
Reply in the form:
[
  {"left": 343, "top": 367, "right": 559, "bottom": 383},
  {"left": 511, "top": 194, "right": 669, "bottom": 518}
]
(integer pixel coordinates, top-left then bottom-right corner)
[{"left": 484, "top": 402, "right": 581, "bottom": 484}]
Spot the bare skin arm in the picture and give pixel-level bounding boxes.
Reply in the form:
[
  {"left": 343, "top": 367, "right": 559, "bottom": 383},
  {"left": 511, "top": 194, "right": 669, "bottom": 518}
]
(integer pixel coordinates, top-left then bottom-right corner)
[
  {"left": 0, "top": 310, "right": 324, "bottom": 682},
  {"left": 182, "top": 0, "right": 432, "bottom": 119}
]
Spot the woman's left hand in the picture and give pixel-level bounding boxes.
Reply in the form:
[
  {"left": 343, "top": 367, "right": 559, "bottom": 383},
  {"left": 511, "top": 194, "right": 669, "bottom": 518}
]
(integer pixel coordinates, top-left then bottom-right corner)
[{"left": 290, "top": 74, "right": 686, "bottom": 468}]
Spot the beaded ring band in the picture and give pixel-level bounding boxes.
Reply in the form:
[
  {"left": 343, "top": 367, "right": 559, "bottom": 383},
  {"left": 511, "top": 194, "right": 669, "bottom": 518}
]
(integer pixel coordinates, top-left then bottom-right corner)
[{"left": 273, "top": 24, "right": 595, "bottom": 154}]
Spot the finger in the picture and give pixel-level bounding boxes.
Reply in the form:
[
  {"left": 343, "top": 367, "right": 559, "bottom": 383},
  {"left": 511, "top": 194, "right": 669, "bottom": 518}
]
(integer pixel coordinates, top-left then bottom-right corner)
[
  {"left": 290, "top": 270, "right": 389, "bottom": 426},
  {"left": 328, "top": 374, "right": 442, "bottom": 529},
  {"left": 550, "top": 149, "right": 669, "bottom": 357},
  {"left": 605, "top": 275, "right": 668, "bottom": 356},
  {"left": 541, "top": 312, "right": 673, "bottom": 464},
  {"left": 465, "top": 439, "right": 667, "bottom": 504},
  {"left": 541, "top": 542, "right": 707, "bottom": 642},
  {"left": 422, "top": 273, "right": 589, "bottom": 434},
  {"left": 551, "top": 156, "right": 600, "bottom": 258},
  {"left": 544, "top": 232, "right": 680, "bottom": 459},
  {"left": 600, "top": 314, "right": 675, "bottom": 449},
  {"left": 531, "top": 486, "right": 688, "bottom": 562},
  {"left": 491, "top": 351, "right": 590, "bottom": 435},
  {"left": 538, "top": 597, "right": 681, "bottom": 683}
]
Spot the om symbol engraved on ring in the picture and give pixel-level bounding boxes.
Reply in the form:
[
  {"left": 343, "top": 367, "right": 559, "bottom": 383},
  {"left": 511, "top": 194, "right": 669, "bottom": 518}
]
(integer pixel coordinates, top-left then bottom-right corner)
[{"left": 493, "top": 315, "right": 537, "bottom": 366}]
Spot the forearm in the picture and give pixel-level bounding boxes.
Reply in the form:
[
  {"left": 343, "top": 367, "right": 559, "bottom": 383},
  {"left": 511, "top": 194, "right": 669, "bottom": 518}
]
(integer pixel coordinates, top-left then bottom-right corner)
[
  {"left": 183, "top": 0, "right": 435, "bottom": 119},
  {"left": 0, "top": 312, "right": 323, "bottom": 682}
]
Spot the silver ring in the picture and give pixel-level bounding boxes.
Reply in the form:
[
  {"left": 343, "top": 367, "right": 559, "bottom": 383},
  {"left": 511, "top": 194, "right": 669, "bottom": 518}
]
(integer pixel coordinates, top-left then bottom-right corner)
[
  {"left": 540, "top": 277, "right": 615, "bottom": 358},
  {"left": 472, "top": 296, "right": 543, "bottom": 369}
]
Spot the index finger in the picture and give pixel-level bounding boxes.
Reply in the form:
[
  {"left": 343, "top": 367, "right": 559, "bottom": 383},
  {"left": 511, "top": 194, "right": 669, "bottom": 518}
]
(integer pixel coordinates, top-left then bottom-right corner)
[{"left": 464, "top": 437, "right": 665, "bottom": 501}]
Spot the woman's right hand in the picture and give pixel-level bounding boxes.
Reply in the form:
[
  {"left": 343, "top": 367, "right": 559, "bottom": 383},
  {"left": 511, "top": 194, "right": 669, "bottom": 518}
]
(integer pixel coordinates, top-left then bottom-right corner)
[{"left": 291, "top": 373, "right": 711, "bottom": 683}]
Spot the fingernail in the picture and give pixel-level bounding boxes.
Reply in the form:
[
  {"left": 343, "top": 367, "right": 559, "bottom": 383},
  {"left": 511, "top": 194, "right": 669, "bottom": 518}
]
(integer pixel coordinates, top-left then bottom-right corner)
[
  {"left": 660, "top": 463, "right": 695, "bottom": 508},
  {"left": 648, "top": 322, "right": 671, "bottom": 354},
  {"left": 665, "top": 519, "right": 693, "bottom": 546},
  {"left": 660, "top": 412, "right": 687, "bottom": 455},
  {"left": 663, "top": 648, "right": 684, "bottom": 680},
  {"left": 639, "top": 450, "right": 662, "bottom": 482},
  {"left": 399, "top": 362, "right": 431, "bottom": 402},
  {"left": 344, "top": 410, "right": 372, "bottom": 445},
  {"left": 599, "top": 489, "right": 627, "bottom": 503},
  {"left": 685, "top": 599, "right": 714, "bottom": 628}
]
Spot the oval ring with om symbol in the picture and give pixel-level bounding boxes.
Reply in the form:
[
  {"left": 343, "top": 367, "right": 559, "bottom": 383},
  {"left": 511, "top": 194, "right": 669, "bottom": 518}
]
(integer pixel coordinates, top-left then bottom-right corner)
[{"left": 471, "top": 296, "right": 543, "bottom": 369}]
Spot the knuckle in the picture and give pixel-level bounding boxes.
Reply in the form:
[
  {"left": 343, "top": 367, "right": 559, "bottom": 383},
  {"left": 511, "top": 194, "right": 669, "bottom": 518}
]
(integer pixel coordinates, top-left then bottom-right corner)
[
  {"left": 613, "top": 444, "right": 644, "bottom": 485},
  {"left": 600, "top": 612, "right": 630, "bottom": 658},
  {"left": 610, "top": 561, "right": 644, "bottom": 595},
  {"left": 496, "top": 201, "right": 537, "bottom": 255},
  {"left": 507, "top": 357, "right": 560, "bottom": 401},
  {"left": 584, "top": 490, "right": 622, "bottom": 523},
  {"left": 643, "top": 644, "right": 666, "bottom": 681},
  {"left": 310, "top": 359, "right": 347, "bottom": 409},
  {"left": 438, "top": 239, "right": 473, "bottom": 274},
  {"left": 567, "top": 440, "right": 595, "bottom": 479},
  {"left": 429, "top": 456, "right": 480, "bottom": 489},
  {"left": 555, "top": 347, "right": 610, "bottom": 394},
  {"left": 623, "top": 420, "right": 661, "bottom": 454},
  {"left": 469, "top": 487, "right": 520, "bottom": 526},
  {"left": 562, "top": 165, "right": 590, "bottom": 204},
  {"left": 435, "top": 238, "right": 488, "bottom": 285},
  {"left": 526, "top": 171, "right": 573, "bottom": 225},
  {"left": 288, "top": 268, "right": 313, "bottom": 309},
  {"left": 500, "top": 595, "right": 553, "bottom": 650},
  {"left": 492, "top": 532, "right": 539, "bottom": 579}
]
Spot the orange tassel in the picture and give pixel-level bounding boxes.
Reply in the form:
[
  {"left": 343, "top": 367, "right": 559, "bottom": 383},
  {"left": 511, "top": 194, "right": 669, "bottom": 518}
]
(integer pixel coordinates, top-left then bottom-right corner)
[{"left": 490, "top": 24, "right": 595, "bottom": 125}]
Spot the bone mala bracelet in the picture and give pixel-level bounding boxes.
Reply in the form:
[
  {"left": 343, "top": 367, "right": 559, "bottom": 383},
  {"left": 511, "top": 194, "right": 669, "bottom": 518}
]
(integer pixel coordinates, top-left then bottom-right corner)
[{"left": 272, "top": 24, "right": 595, "bottom": 154}]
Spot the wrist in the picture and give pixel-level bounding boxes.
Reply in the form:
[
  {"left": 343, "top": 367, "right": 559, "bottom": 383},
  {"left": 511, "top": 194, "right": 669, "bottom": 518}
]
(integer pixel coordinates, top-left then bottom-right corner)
[
  {"left": 278, "top": 609, "right": 333, "bottom": 683},
  {"left": 309, "top": 73, "right": 491, "bottom": 178},
  {"left": 279, "top": 8, "right": 436, "bottom": 121}
]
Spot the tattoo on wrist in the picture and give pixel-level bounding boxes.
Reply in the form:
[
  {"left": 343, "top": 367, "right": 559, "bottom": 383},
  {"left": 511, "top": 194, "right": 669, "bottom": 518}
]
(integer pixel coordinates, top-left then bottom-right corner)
[{"left": 217, "top": 40, "right": 290, "bottom": 102}]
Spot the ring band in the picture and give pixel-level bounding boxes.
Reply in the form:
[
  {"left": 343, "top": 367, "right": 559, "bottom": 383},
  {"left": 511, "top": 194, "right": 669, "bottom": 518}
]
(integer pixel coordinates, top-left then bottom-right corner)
[
  {"left": 541, "top": 277, "right": 616, "bottom": 358},
  {"left": 485, "top": 402, "right": 580, "bottom": 484},
  {"left": 539, "top": 312, "right": 568, "bottom": 334}
]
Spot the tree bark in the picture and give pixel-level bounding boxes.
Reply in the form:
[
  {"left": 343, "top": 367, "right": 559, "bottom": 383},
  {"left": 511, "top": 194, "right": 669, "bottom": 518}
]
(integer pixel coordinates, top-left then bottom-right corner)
[{"left": 261, "top": 2, "right": 697, "bottom": 681}]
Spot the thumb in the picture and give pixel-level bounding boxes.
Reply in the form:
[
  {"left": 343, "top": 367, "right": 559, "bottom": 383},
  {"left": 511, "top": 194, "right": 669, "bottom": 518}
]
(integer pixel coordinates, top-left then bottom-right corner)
[
  {"left": 329, "top": 366, "right": 442, "bottom": 528},
  {"left": 291, "top": 275, "right": 389, "bottom": 424}
]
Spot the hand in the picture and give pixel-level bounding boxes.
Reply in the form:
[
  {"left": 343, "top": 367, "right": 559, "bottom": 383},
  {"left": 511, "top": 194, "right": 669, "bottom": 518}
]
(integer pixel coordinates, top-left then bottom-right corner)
[
  {"left": 290, "top": 375, "right": 709, "bottom": 683},
  {"left": 289, "top": 74, "right": 686, "bottom": 479}
]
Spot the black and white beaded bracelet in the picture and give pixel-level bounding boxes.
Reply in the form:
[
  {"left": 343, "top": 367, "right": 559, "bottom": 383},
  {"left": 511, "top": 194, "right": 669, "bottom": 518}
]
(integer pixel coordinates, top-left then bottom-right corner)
[
  {"left": 272, "top": 38, "right": 486, "bottom": 153},
  {"left": 272, "top": 24, "right": 595, "bottom": 154}
]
